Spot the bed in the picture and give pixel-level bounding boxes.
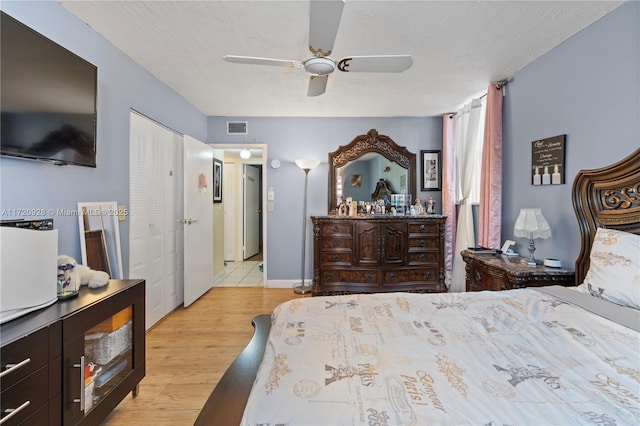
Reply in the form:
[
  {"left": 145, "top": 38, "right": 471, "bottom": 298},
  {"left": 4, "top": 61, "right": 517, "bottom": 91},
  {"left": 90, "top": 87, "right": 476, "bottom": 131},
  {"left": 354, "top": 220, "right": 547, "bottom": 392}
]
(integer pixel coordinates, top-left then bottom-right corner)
[{"left": 195, "top": 148, "right": 640, "bottom": 426}]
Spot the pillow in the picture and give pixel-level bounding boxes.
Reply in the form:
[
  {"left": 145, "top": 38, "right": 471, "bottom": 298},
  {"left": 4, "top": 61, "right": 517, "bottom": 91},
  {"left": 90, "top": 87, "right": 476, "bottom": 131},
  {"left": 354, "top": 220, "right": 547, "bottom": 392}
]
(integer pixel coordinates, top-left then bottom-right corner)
[{"left": 578, "top": 227, "right": 640, "bottom": 309}]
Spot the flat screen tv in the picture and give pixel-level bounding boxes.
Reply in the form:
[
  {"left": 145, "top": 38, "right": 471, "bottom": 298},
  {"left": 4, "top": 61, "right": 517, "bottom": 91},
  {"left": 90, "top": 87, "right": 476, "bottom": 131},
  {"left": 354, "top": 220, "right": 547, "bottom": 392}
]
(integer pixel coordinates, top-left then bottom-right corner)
[{"left": 1, "top": 11, "right": 97, "bottom": 167}]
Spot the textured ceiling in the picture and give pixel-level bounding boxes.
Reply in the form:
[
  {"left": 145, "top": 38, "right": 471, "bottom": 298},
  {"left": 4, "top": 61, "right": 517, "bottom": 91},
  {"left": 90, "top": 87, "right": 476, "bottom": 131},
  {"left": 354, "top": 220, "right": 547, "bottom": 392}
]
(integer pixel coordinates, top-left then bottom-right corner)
[{"left": 60, "top": 1, "right": 623, "bottom": 117}]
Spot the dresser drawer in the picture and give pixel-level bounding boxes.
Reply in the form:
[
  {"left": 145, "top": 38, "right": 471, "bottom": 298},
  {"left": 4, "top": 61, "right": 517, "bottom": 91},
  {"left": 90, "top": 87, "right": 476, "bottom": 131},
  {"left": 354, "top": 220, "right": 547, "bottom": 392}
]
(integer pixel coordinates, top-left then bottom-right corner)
[
  {"left": 469, "top": 265, "right": 512, "bottom": 291},
  {"left": 383, "top": 268, "right": 439, "bottom": 285},
  {"left": 0, "top": 365, "right": 49, "bottom": 425},
  {"left": 321, "top": 269, "right": 380, "bottom": 285},
  {"left": 408, "top": 222, "right": 440, "bottom": 234},
  {"left": 320, "top": 252, "right": 352, "bottom": 265},
  {"left": 319, "top": 238, "right": 353, "bottom": 250},
  {"left": 1, "top": 327, "right": 49, "bottom": 390},
  {"left": 407, "top": 250, "right": 439, "bottom": 265},
  {"left": 319, "top": 223, "right": 352, "bottom": 236},
  {"left": 407, "top": 237, "right": 438, "bottom": 249}
]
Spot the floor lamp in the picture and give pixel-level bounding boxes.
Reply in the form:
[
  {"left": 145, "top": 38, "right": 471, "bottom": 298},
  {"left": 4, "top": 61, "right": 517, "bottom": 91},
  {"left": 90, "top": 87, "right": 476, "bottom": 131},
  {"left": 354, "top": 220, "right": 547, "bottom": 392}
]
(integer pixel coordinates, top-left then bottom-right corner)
[{"left": 293, "top": 158, "right": 320, "bottom": 294}]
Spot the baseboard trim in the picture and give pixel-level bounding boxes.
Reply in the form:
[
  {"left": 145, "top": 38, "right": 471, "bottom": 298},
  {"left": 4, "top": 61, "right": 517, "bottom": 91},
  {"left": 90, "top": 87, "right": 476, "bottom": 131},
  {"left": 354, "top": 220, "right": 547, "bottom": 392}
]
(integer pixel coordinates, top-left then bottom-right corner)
[{"left": 265, "top": 280, "right": 310, "bottom": 289}]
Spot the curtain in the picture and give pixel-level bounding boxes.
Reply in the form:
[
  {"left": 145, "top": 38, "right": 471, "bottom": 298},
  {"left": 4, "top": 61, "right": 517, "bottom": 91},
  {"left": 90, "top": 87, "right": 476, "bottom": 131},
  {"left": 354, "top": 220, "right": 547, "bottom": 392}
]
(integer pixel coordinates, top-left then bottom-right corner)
[
  {"left": 478, "top": 84, "right": 504, "bottom": 248},
  {"left": 450, "top": 97, "right": 486, "bottom": 292},
  {"left": 441, "top": 114, "right": 456, "bottom": 289}
]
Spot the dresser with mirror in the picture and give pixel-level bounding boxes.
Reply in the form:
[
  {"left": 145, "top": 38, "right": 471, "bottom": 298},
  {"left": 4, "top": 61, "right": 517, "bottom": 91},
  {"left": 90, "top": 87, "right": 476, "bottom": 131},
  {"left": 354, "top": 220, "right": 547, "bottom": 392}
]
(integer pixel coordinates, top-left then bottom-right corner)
[{"left": 312, "top": 129, "right": 446, "bottom": 295}]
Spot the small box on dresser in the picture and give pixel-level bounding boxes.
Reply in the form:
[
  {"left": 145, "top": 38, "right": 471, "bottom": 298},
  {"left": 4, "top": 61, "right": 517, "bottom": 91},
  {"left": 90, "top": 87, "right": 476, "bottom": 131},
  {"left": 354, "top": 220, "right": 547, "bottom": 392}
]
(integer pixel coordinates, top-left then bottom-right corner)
[{"left": 461, "top": 249, "right": 575, "bottom": 291}]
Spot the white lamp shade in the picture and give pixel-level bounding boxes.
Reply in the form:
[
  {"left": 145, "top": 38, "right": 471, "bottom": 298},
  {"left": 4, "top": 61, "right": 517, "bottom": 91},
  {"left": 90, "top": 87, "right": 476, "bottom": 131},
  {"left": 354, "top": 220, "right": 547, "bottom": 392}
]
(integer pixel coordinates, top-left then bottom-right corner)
[
  {"left": 295, "top": 158, "right": 320, "bottom": 171},
  {"left": 513, "top": 208, "right": 551, "bottom": 239}
]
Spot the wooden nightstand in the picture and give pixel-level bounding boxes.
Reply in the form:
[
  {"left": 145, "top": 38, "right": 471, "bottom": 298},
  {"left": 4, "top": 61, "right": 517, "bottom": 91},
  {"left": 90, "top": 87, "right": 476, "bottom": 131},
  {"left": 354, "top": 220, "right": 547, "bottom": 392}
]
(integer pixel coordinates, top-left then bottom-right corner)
[{"left": 461, "top": 249, "right": 575, "bottom": 291}]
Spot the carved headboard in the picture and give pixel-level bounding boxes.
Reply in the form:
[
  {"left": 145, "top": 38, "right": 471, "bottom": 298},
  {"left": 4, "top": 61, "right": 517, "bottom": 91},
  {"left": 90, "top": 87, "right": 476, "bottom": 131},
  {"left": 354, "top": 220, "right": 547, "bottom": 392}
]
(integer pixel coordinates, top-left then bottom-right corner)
[{"left": 572, "top": 148, "right": 640, "bottom": 284}]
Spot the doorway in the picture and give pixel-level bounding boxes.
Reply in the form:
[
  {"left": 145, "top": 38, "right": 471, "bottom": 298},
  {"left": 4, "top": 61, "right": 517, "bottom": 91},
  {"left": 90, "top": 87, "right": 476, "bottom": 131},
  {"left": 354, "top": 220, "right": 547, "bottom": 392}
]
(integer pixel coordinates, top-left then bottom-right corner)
[{"left": 209, "top": 144, "right": 267, "bottom": 287}]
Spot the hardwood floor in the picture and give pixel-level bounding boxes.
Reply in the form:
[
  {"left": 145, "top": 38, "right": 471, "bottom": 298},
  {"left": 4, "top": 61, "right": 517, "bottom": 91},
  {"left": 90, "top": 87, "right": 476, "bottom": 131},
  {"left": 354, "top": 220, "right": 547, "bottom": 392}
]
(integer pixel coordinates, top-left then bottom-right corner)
[{"left": 102, "top": 287, "right": 306, "bottom": 425}]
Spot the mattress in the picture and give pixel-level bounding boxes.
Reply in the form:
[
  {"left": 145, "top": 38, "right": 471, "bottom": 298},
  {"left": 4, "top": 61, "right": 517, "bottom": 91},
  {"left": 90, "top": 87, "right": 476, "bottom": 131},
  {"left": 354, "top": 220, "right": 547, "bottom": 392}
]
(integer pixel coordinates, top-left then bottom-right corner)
[{"left": 242, "top": 287, "right": 640, "bottom": 425}]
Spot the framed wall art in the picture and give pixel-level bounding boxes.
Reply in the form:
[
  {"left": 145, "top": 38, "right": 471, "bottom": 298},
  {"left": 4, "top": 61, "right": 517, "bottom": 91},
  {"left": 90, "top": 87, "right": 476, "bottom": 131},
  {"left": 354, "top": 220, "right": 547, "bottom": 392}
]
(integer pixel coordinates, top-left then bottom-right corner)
[
  {"left": 213, "top": 157, "right": 223, "bottom": 203},
  {"left": 531, "top": 134, "right": 566, "bottom": 185},
  {"left": 420, "top": 150, "right": 441, "bottom": 191}
]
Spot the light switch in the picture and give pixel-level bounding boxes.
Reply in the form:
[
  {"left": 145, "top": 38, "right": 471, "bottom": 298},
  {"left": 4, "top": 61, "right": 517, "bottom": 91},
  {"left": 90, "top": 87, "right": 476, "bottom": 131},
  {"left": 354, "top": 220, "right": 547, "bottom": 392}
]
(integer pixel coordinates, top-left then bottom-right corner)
[
  {"left": 267, "top": 201, "right": 274, "bottom": 212},
  {"left": 118, "top": 205, "right": 128, "bottom": 221},
  {"left": 267, "top": 189, "right": 275, "bottom": 201}
]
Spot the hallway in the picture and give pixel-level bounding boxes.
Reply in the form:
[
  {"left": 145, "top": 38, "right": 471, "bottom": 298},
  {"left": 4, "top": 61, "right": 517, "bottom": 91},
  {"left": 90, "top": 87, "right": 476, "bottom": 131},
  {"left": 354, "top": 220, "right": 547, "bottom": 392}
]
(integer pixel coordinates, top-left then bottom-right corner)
[{"left": 215, "top": 260, "right": 263, "bottom": 287}]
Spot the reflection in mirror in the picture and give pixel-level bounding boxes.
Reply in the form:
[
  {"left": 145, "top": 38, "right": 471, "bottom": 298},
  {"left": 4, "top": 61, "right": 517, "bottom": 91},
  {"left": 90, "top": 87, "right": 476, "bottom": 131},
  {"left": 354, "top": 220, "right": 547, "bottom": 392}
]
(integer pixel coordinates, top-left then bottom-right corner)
[
  {"left": 77, "top": 201, "right": 123, "bottom": 279},
  {"left": 328, "top": 129, "right": 416, "bottom": 212},
  {"left": 337, "top": 153, "right": 408, "bottom": 203}
]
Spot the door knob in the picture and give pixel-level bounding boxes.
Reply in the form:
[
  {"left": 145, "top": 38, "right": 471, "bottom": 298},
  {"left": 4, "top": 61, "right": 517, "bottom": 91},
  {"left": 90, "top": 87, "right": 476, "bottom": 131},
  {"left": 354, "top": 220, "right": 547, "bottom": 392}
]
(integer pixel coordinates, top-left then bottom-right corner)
[{"left": 179, "top": 218, "right": 199, "bottom": 225}]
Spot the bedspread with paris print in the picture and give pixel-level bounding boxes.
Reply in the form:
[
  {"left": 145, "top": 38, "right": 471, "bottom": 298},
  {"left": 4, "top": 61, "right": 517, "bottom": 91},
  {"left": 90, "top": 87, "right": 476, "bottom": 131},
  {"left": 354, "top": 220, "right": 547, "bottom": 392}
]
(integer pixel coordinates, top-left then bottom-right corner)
[{"left": 241, "top": 288, "right": 639, "bottom": 426}]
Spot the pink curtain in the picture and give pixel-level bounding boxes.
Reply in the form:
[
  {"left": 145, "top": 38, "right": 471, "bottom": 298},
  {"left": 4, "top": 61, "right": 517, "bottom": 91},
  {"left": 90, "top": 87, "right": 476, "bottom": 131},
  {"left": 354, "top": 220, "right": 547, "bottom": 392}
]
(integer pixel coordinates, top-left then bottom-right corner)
[
  {"left": 478, "top": 84, "right": 503, "bottom": 248},
  {"left": 441, "top": 114, "right": 456, "bottom": 289}
]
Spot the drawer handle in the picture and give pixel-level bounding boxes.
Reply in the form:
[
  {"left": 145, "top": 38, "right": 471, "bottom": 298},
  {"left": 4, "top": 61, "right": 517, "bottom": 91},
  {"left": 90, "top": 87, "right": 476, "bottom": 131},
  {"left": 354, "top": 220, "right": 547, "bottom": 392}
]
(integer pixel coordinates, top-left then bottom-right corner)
[
  {"left": 332, "top": 240, "right": 340, "bottom": 248},
  {"left": 332, "top": 255, "right": 339, "bottom": 262},
  {"left": 333, "top": 226, "right": 339, "bottom": 233},
  {"left": 426, "top": 271, "right": 432, "bottom": 279},
  {"left": 475, "top": 272, "right": 482, "bottom": 282},
  {"left": 0, "top": 358, "right": 31, "bottom": 379},
  {"left": 419, "top": 254, "right": 426, "bottom": 261},
  {"left": 388, "top": 273, "right": 396, "bottom": 281},
  {"left": 1, "top": 401, "right": 30, "bottom": 425},
  {"left": 366, "top": 273, "right": 374, "bottom": 282},
  {"left": 73, "top": 356, "right": 86, "bottom": 412},
  {"left": 419, "top": 240, "right": 425, "bottom": 247},
  {"left": 419, "top": 225, "right": 425, "bottom": 232},
  {"left": 327, "top": 272, "right": 333, "bottom": 280}
]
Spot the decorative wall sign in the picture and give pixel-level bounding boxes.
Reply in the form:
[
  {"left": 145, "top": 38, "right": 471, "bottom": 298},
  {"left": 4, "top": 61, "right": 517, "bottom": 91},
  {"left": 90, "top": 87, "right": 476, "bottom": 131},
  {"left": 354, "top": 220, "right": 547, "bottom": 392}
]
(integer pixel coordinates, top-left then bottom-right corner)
[
  {"left": 420, "top": 150, "right": 441, "bottom": 191},
  {"left": 213, "top": 157, "right": 223, "bottom": 202},
  {"left": 531, "top": 135, "right": 566, "bottom": 185}
]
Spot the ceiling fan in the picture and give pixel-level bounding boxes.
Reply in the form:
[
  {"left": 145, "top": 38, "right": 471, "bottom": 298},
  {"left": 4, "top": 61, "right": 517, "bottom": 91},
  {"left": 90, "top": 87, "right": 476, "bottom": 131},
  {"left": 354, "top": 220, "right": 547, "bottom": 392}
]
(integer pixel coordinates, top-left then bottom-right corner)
[{"left": 223, "top": 0, "right": 413, "bottom": 97}]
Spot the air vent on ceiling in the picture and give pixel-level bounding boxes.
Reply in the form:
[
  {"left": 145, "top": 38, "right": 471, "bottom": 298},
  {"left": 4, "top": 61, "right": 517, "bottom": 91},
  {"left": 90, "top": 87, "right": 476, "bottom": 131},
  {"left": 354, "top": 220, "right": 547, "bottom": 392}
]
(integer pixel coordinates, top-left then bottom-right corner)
[{"left": 227, "top": 121, "right": 248, "bottom": 135}]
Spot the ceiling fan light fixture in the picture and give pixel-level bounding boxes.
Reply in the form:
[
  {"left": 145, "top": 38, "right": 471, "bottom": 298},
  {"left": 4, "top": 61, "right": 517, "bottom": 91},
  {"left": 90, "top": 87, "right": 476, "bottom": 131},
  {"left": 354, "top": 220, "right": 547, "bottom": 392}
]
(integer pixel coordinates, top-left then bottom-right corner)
[
  {"left": 239, "top": 148, "right": 251, "bottom": 159},
  {"left": 303, "top": 57, "right": 335, "bottom": 75}
]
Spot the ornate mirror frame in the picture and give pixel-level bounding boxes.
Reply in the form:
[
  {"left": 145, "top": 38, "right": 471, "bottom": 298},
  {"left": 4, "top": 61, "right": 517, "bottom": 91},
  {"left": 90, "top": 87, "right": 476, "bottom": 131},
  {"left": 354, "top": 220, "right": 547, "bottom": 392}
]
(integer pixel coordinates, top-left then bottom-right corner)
[{"left": 328, "top": 129, "right": 416, "bottom": 212}]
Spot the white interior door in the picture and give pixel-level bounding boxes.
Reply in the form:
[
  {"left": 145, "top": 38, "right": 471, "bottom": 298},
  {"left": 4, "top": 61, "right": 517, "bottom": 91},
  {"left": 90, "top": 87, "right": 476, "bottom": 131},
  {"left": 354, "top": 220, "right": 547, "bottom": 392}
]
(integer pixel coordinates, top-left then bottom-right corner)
[
  {"left": 243, "top": 164, "right": 260, "bottom": 260},
  {"left": 183, "top": 135, "right": 214, "bottom": 307}
]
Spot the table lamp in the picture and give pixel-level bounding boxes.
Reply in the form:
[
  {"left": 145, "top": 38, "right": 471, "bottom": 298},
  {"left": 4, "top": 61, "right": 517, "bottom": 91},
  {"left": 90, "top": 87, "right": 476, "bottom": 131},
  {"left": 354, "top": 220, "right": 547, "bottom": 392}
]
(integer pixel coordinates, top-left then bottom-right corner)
[{"left": 513, "top": 208, "right": 551, "bottom": 266}]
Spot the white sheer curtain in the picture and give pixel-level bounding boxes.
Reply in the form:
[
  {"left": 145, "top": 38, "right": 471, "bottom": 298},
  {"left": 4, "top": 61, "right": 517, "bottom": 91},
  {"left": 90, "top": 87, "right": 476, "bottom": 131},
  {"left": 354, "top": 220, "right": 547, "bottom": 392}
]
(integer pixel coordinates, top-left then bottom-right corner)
[{"left": 450, "top": 97, "right": 486, "bottom": 292}]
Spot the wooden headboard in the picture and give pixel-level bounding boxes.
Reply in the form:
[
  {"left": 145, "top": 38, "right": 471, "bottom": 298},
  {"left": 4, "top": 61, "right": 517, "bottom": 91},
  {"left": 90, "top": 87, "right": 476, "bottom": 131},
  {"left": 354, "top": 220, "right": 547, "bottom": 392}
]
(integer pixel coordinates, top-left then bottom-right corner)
[{"left": 572, "top": 148, "right": 640, "bottom": 284}]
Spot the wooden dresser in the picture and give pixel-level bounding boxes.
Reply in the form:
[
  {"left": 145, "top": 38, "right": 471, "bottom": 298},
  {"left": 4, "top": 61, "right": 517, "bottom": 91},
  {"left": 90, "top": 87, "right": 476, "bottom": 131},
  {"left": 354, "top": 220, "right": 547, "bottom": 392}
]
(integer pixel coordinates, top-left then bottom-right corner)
[
  {"left": 311, "top": 215, "right": 446, "bottom": 295},
  {"left": 1, "top": 280, "right": 145, "bottom": 425},
  {"left": 461, "top": 250, "right": 575, "bottom": 291}
]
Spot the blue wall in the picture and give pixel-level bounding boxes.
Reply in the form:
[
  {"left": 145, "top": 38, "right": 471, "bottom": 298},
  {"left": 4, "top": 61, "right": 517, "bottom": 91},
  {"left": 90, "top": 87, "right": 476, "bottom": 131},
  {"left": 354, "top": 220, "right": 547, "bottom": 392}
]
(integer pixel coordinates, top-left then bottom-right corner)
[
  {"left": 503, "top": 0, "right": 639, "bottom": 271},
  {"left": 207, "top": 117, "right": 442, "bottom": 280},
  {"left": 0, "top": 1, "right": 207, "bottom": 273}
]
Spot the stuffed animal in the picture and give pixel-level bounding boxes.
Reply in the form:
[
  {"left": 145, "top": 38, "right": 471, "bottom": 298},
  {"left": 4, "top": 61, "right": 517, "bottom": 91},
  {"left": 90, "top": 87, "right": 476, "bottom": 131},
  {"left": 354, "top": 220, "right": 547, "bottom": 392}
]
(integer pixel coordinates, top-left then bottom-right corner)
[{"left": 57, "top": 255, "right": 110, "bottom": 291}]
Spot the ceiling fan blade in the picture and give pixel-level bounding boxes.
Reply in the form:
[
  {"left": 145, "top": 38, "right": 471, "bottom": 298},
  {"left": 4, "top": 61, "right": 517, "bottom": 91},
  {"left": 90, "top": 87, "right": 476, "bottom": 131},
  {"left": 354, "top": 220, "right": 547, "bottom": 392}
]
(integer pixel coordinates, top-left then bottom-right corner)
[
  {"left": 223, "top": 55, "right": 302, "bottom": 69},
  {"left": 309, "top": 0, "right": 345, "bottom": 57},
  {"left": 336, "top": 55, "right": 413, "bottom": 73},
  {"left": 307, "top": 75, "right": 328, "bottom": 97}
]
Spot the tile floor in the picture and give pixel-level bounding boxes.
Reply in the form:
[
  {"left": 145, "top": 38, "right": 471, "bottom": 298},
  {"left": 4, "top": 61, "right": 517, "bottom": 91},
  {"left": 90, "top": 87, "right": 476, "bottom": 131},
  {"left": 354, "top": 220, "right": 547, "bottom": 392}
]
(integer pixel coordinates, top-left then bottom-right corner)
[{"left": 215, "top": 260, "right": 264, "bottom": 287}]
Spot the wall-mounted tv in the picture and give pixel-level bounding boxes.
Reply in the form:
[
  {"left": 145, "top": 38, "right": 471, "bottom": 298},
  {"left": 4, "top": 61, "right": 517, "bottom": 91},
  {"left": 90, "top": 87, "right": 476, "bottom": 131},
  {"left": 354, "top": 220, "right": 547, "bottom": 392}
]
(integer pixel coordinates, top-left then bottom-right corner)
[{"left": 1, "top": 11, "right": 97, "bottom": 167}]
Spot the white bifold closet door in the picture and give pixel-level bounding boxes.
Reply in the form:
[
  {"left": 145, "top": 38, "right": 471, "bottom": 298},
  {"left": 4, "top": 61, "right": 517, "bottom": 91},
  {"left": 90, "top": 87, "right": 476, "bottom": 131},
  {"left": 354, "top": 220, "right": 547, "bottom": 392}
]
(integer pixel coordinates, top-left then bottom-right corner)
[{"left": 129, "top": 111, "right": 182, "bottom": 330}]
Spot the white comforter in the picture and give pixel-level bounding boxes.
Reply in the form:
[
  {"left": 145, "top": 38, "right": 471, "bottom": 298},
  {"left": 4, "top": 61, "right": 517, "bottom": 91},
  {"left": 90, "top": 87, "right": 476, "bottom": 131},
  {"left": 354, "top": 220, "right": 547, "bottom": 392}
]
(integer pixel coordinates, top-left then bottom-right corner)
[{"left": 242, "top": 288, "right": 640, "bottom": 425}]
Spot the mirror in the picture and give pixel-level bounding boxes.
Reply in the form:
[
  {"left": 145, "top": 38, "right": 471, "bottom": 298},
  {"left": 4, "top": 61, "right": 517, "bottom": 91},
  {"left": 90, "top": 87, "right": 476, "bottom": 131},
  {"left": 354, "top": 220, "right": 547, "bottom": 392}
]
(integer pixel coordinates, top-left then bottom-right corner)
[
  {"left": 77, "top": 201, "right": 124, "bottom": 279},
  {"left": 328, "top": 129, "right": 416, "bottom": 212}
]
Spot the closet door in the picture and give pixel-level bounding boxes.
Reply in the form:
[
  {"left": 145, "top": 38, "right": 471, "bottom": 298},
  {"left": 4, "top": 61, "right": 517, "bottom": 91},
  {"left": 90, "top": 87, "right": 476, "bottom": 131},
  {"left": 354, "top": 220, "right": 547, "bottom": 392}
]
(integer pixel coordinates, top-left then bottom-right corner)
[{"left": 129, "top": 112, "right": 182, "bottom": 329}]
